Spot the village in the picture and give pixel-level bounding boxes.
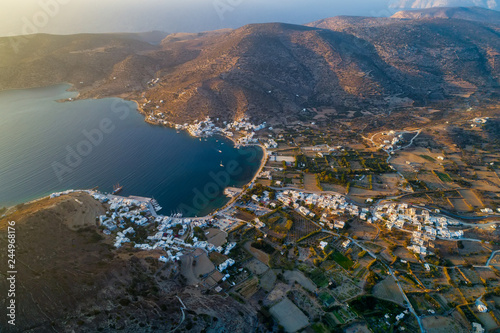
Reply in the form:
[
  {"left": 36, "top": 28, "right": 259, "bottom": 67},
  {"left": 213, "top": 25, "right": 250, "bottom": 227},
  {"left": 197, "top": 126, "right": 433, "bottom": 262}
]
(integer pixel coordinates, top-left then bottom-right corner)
[
  {"left": 144, "top": 112, "right": 269, "bottom": 146},
  {"left": 47, "top": 173, "right": 500, "bottom": 333},
  {"left": 45, "top": 107, "right": 500, "bottom": 333}
]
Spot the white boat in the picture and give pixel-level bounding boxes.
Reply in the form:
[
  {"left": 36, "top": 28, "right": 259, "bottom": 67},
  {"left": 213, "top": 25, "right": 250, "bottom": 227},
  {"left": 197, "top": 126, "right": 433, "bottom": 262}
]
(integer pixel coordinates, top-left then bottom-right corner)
[{"left": 151, "top": 199, "right": 162, "bottom": 212}]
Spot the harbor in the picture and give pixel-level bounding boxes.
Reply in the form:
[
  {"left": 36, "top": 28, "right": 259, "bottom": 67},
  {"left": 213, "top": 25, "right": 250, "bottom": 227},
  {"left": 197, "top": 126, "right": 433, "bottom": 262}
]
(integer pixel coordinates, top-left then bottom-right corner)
[{"left": 0, "top": 85, "right": 263, "bottom": 217}]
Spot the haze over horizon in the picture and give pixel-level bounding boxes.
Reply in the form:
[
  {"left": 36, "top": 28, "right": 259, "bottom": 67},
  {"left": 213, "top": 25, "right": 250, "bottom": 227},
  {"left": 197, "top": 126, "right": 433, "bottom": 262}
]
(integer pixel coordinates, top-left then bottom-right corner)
[{"left": 0, "top": 0, "right": 470, "bottom": 37}]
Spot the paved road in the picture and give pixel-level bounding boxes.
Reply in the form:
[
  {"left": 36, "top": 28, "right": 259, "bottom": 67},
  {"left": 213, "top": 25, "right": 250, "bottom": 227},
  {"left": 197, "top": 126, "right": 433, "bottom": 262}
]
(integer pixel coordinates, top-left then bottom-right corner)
[
  {"left": 297, "top": 211, "right": 425, "bottom": 332},
  {"left": 167, "top": 296, "right": 187, "bottom": 333},
  {"left": 387, "top": 266, "right": 426, "bottom": 333},
  {"left": 212, "top": 143, "right": 268, "bottom": 216},
  {"left": 486, "top": 250, "right": 500, "bottom": 266}
]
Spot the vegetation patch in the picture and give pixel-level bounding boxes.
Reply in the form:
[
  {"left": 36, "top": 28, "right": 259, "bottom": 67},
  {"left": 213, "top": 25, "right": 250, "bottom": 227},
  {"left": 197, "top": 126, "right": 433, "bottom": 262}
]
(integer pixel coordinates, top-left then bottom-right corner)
[
  {"left": 307, "top": 268, "right": 329, "bottom": 288},
  {"left": 251, "top": 240, "right": 275, "bottom": 254},
  {"left": 433, "top": 170, "right": 453, "bottom": 182},
  {"left": 419, "top": 154, "right": 435, "bottom": 162},
  {"left": 329, "top": 251, "right": 354, "bottom": 270}
]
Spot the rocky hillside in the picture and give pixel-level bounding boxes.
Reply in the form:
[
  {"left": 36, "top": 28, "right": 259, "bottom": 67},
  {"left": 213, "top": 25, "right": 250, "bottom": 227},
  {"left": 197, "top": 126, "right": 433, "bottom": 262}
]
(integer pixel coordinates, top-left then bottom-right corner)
[
  {"left": 391, "top": 6, "right": 500, "bottom": 23},
  {"left": 0, "top": 193, "right": 258, "bottom": 332},
  {"left": 307, "top": 16, "right": 500, "bottom": 102},
  {"left": 389, "top": 0, "right": 498, "bottom": 9},
  {"left": 0, "top": 33, "right": 162, "bottom": 100},
  {"left": 144, "top": 23, "right": 412, "bottom": 123},
  {"left": 1, "top": 13, "right": 500, "bottom": 124}
]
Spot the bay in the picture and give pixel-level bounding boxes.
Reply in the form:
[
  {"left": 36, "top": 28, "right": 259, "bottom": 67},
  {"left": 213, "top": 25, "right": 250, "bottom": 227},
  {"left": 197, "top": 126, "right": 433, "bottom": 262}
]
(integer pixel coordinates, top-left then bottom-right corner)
[{"left": 0, "top": 84, "right": 263, "bottom": 216}]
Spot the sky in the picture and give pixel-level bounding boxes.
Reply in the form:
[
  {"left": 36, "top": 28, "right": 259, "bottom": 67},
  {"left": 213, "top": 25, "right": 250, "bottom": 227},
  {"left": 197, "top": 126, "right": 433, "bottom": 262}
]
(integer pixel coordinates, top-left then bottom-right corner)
[{"left": 0, "top": 0, "right": 398, "bottom": 37}]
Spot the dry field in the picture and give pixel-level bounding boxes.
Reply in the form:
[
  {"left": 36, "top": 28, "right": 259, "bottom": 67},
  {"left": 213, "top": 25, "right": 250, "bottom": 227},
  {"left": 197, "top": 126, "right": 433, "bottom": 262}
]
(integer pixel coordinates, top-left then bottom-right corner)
[
  {"left": 208, "top": 251, "right": 228, "bottom": 266},
  {"left": 244, "top": 241, "right": 271, "bottom": 265},
  {"left": 235, "top": 277, "right": 260, "bottom": 299},
  {"left": 284, "top": 270, "right": 317, "bottom": 292},
  {"left": 476, "top": 267, "right": 500, "bottom": 282},
  {"left": 373, "top": 276, "right": 405, "bottom": 305},
  {"left": 269, "top": 298, "right": 309, "bottom": 333},
  {"left": 421, "top": 315, "right": 468, "bottom": 333},
  {"left": 348, "top": 219, "right": 378, "bottom": 241},
  {"left": 374, "top": 174, "right": 401, "bottom": 193},
  {"left": 476, "top": 312, "right": 500, "bottom": 331},
  {"left": 489, "top": 252, "right": 500, "bottom": 266},
  {"left": 181, "top": 251, "right": 215, "bottom": 285},
  {"left": 459, "top": 189, "right": 484, "bottom": 208},
  {"left": 285, "top": 212, "right": 320, "bottom": 243},
  {"left": 449, "top": 198, "right": 472, "bottom": 212},
  {"left": 259, "top": 269, "right": 277, "bottom": 292},
  {"left": 418, "top": 172, "right": 448, "bottom": 190},
  {"left": 265, "top": 282, "right": 291, "bottom": 306},
  {"left": 304, "top": 173, "right": 321, "bottom": 191},
  {"left": 256, "top": 179, "right": 272, "bottom": 186},
  {"left": 394, "top": 247, "right": 420, "bottom": 263},
  {"left": 321, "top": 183, "right": 348, "bottom": 194},
  {"left": 288, "top": 288, "right": 324, "bottom": 319},
  {"left": 205, "top": 228, "right": 227, "bottom": 247},
  {"left": 345, "top": 323, "right": 372, "bottom": 333},
  {"left": 244, "top": 257, "right": 269, "bottom": 275}
]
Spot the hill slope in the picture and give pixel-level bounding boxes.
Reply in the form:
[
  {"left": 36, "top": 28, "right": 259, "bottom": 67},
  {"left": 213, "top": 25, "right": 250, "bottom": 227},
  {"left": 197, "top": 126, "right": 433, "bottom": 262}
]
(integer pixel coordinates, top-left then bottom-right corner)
[
  {"left": 391, "top": 6, "right": 500, "bottom": 24},
  {"left": 143, "top": 23, "right": 411, "bottom": 123},
  {"left": 307, "top": 17, "right": 500, "bottom": 101},
  {"left": 1, "top": 17, "right": 500, "bottom": 123},
  {"left": 0, "top": 193, "right": 258, "bottom": 331},
  {"left": 389, "top": 0, "right": 498, "bottom": 9}
]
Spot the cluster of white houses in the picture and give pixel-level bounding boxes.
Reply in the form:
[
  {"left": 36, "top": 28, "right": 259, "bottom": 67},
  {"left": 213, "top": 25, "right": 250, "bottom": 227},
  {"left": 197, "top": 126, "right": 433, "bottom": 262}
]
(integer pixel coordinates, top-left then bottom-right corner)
[
  {"left": 264, "top": 138, "right": 278, "bottom": 148},
  {"left": 218, "top": 258, "right": 236, "bottom": 272},
  {"left": 275, "top": 190, "right": 362, "bottom": 222},
  {"left": 89, "top": 192, "right": 239, "bottom": 271},
  {"left": 51, "top": 184, "right": 474, "bottom": 275},
  {"left": 373, "top": 203, "right": 463, "bottom": 256},
  {"left": 251, "top": 189, "right": 470, "bottom": 257},
  {"left": 377, "top": 131, "right": 404, "bottom": 152},
  {"left": 145, "top": 115, "right": 268, "bottom": 141}
]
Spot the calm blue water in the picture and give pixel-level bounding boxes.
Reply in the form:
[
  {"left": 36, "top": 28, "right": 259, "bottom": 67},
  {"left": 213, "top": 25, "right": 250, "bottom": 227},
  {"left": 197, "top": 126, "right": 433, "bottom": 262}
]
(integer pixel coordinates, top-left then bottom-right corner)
[{"left": 0, "top": 84, "right": 263, "bottom": 216}]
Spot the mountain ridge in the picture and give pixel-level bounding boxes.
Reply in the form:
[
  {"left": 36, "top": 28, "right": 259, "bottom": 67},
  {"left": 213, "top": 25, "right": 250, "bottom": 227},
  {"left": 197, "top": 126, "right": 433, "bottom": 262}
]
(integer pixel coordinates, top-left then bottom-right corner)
[
  {"left": 389, "top": 0, "right": 498, "bottom": 10},
  {"left": 1, "top": 14, "right": 500, "bottom": 124},
  {"left": 391, "top": 6, "right": 500, "bottom": 23}
]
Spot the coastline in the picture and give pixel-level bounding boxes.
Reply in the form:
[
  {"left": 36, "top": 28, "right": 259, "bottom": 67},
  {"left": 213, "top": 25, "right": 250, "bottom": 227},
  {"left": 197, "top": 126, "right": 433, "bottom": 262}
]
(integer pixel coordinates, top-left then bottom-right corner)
[
  {"left": 130, "top": 98, "right": 271, "bottom": 216},
  {"left": 2, "top": 144, "right": 267, "bottom": 221},
  {"left": 0, "top": 84, "right": 266, "bottom": 220},
  {"left": 211, "top": 143, "right": 268, "bottom": 217},
  {"left": 132, "top": 102, "right": 269, "bottom": 217}
]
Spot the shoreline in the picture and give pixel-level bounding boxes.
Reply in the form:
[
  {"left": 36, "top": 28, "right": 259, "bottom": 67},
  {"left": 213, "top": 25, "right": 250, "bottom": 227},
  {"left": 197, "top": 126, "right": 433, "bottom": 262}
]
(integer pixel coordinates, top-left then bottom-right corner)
[
  {"left": 211, "top": 143, "right": 268, "bottom": 217},
  {"left": 2, "top": 142, "right": 267, "bottom": 221},
  {"left": 133, "top": 103, "right": 269, "bottom": 217},
  {"left": 1, "top": 84, "right": 266, "bottom": 220}
]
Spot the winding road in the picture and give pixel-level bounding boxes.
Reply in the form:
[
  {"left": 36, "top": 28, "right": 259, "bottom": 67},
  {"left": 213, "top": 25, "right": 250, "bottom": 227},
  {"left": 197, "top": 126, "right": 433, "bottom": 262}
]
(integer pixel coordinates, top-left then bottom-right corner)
[{"left": 295, "top": 210, "right": 426, "bottom": 332}]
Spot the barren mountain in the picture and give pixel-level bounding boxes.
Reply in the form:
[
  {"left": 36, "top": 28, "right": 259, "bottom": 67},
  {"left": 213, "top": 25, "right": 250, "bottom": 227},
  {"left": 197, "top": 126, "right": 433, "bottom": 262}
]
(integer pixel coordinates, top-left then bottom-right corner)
[
  {"left": 307, "top": 17, "right": 500, "bottom": 102},
  {"left": 389, "top": 0, "right": 498, "bottom": 9},
  {"left": 391, "top": 6, "right": 500, "bottom": 23},
  {"left": 143, "top": 23, "right": 410, "bottom": 123},
  {"left": 1, "top": 14, "right": 500, "bottom": 124}
]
